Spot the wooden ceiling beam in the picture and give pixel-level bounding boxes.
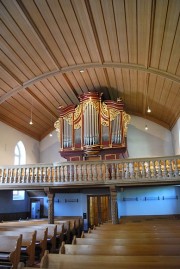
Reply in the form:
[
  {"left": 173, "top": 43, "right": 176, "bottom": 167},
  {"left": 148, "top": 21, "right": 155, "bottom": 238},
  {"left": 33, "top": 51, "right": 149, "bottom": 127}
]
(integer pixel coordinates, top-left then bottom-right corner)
[{"left": 1, "top": 63, "right": 179, "bottom": 105}]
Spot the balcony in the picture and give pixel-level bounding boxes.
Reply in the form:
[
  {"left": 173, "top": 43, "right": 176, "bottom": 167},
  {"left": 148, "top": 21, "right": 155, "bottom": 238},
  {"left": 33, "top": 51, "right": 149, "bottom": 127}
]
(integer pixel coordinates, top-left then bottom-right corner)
[{"left": 0, "top": 156, "right": 180, "bottom": 190}]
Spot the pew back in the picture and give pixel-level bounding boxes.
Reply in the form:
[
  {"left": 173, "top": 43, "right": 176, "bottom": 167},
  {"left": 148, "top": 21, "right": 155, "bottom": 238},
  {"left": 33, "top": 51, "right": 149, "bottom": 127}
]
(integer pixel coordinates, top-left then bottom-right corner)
[
  {"left": 0, "top": 230, "right": 36, "bottom": 266},
  {"left": 73, "top": 236, "right": 180, "bottom": 245},
  {"left": 0, "top": 235, "right": 22, "bottom": 269},
  {"left": 60, "top": 242, "right": 180, "bottom": 256},
  {"left": 38, "top": 251, "right": 180, "bottom": 269}
]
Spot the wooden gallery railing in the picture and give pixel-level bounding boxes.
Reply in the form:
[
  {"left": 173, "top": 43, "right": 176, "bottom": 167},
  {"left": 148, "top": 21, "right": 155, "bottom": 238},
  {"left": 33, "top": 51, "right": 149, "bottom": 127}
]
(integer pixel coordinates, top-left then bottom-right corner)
[{"left": 0, "top": 156, "right": 180, "bottom": 189}]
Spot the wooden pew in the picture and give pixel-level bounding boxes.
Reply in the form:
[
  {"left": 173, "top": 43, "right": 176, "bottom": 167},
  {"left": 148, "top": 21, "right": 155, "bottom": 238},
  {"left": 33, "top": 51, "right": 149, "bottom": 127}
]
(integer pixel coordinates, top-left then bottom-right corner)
[
  {"left": 33, "top": 224, "right": 57, "bottom": 253},
  {"left": 59, "top": 241, "right": 180, "bottom": 256},
  {"left": 0, "top": 230, "right": 36, "bottom": 266},
  {"left": 0, "top": 226, "right": 48, "bottom": 260},
  {"left": 10, "top": 220, "right": 64, "bottom": 250},
  {"left": 32, "top": 251, "right": 180, "bottom": 269},
  {"left": 21, "top": 219, "right": 65, "bottom": 239},
  {"left": 55, "top": 220, "right": 70, "bottom": 233},
  {"left": 82, "top": 230, "right": 180, "bottom": 239},
  {"left": 72, "top": 235, "right": 180, "bottom": 245},
  {"left": 56, "top": 219, "right": 78, "bottom": 242},
  {"left": 0, "top": 218, "right": 79, "bottom": 244},
  {"left": 55, "top": 217, "right": 83, "bottom": 239},
  {"left": 38, "top": 223, "right": 64, "bottom": 250},
  {"left": 0, "top": 221, "right": 57, "bottom": 253},
  {"left": 54, "top": 223, "right": 67, "bottom": 247},
  {"left": 55, "top": 220, "right": 71, "bottom": 243},
  {"left": 89, "top": 226, "right": 180, "bottom": 235},
  {"left": 94, "top": 221, "right": 180, "bottom": 232},
  {"left": 0, "top": 235, "right": 22, "bottom": 269},
  {"left": 10, "top": 219, "right": 66, "bottom": 249}
]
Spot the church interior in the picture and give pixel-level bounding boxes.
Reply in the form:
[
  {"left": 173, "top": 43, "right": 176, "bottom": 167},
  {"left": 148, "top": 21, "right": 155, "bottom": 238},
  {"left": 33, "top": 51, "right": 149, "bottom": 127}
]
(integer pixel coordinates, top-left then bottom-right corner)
[{"left": 0, "top": 0, "right": 180, "bottom": 268}]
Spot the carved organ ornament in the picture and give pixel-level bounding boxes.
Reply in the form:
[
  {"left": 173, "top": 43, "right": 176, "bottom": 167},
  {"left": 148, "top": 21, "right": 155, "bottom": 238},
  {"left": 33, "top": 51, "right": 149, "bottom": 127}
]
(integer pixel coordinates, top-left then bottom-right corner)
[{"left": 54, "top": 92, "right": 130, "bottom": 159}]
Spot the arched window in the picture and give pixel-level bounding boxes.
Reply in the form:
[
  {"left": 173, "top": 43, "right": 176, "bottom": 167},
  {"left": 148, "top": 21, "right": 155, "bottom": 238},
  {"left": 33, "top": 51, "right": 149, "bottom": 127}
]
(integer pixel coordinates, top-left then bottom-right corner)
[
  {"left": 13, "top": 141, "right": 26, "bottom": 200},
  {"left": 14, "top": 141, "right": 26, "bottom": 165}
]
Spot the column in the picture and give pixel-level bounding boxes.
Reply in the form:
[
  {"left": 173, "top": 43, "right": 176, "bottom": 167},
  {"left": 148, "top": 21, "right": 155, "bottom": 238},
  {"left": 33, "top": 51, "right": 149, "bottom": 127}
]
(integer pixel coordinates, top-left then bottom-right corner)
[
  {"left": 44, "top": 188, "right": 55, "bottom": 224},
  {"left": 110, "top": 186, "right": 119, "bottom": 224}
]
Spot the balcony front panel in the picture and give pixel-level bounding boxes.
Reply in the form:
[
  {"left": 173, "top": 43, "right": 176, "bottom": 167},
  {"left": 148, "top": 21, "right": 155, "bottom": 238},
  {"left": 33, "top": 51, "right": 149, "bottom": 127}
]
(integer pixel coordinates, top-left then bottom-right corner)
[{"left": 0, "top": 156, "right": 179, "bottom": 190}]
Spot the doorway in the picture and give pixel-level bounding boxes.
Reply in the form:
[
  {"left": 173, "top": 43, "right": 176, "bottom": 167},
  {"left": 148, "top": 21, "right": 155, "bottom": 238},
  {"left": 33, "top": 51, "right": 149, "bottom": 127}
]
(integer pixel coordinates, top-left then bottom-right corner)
[
  {"left": 87, "top": 195, "right": 111, "bottom": 227},
  {"left": 30, "top": 198, "right": 44, "bottom": 219}
]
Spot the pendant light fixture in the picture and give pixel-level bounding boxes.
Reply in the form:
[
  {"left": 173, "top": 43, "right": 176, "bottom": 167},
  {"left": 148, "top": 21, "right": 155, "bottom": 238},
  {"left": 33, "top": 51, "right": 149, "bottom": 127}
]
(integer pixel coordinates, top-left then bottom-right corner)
[
  {"left": 29, "top": 105, "right": 33, "bottom": 125},
  {"left": 49, "top": 115, "right": 53, "bottom": 137},
  {"left": 144, "top": 74, "right": 151, "bottom": 130},
  {"left": 146, "top": 74, "right": 151, "bottom": 113},
  {"left": 147, "top": 106, "right": 151, "bottom": 113}
]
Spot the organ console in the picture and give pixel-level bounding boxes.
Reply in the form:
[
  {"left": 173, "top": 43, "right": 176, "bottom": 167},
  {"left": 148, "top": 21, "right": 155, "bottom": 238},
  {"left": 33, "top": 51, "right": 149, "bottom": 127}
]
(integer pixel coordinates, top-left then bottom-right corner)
[{"left": 54, "top": 92, "right": 130, "bottom": 161}]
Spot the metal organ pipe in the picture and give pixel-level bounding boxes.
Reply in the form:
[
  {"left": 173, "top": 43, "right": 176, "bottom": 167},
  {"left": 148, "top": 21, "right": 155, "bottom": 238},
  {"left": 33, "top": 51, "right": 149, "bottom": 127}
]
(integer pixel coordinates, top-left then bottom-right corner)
[
  {"left": 114, "top": 116, "right": 117, "bottom": 143},
  {"left": 84, "top": 105, "right": 86, "bottom": 145},
  {"left": 84, "top": 107, "right": 86, "bottom": 145},
  {"left": 66, "top": 120, "right": 68, "bottom": 147},
  {"left": 118, "top": 115, "right": 121, "bottom": 143},
  {"left": 69, "top": 122, "right": 72, "bottom": 147},
  {"left": 111, "top": 119, "right": 115, "bottom": 143},
  {"left": 94, "top": 109, "right": 97, "bottom": 144},
  {"left": 89, "top": 105, "right": 92, "bottom": 145},
  {"left": 83, "top": 103, "right": 100, "bottom": 146},
  {"left": 116, "top": 116, "right": 119, "bottom": 143},
  {"left": 91, "top": 104, "right": 94, "bottom": 144},
  {"left": 56, "top": 92, "right": 129, "bottom": 158}
]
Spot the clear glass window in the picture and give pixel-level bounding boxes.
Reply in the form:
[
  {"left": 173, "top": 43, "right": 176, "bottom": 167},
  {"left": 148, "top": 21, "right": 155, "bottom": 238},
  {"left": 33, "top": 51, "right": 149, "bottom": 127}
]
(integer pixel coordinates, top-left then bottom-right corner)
[
  {"left": 13, "top": 141, "right": 26, "bottom": 200},
  {"left": 13, "top": 190, "right": 25, "bottom": 200},
  {"left": 14, "top": 141, "right": 26, "bottom": 165}
]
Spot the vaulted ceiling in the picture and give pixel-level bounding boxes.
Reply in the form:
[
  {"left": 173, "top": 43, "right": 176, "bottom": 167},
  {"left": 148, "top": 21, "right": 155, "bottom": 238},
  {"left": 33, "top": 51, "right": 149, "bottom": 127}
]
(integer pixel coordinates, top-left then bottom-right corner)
[{"left": 1, "top": 0, "right": 180, "bottom": 141}]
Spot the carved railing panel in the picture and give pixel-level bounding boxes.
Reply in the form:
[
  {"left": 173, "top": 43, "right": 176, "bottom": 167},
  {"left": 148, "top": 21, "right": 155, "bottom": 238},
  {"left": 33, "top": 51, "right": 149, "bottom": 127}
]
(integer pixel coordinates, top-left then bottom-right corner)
[{"left": 0, "top": 156, "right": 179, "bottom": 188}]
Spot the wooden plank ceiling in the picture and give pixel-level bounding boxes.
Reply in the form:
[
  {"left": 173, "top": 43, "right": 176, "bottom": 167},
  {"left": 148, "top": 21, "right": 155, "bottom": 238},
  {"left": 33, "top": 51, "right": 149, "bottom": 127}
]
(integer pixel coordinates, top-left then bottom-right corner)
[{"left": 0, "top": 0, "right": 180, "bottom": 141}]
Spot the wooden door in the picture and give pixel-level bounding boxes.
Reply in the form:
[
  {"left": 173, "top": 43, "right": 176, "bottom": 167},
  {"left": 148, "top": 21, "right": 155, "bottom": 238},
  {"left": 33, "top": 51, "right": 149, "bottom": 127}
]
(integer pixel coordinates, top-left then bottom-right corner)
[{"left": 88, "top": 195, "right": 110, "bottom": 227}]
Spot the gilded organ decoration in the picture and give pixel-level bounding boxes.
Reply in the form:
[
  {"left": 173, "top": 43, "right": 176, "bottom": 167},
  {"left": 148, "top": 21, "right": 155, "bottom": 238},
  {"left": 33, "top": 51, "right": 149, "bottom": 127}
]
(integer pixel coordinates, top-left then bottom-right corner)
[
  {"left": 74, "top": 105, "right": 82, "bottom": 129},
  {"left": 54, "top": 119, "right": 60, "bottom": 139},
  {"left": 55, "top": 92, "right": 130, "bottom": 159},
  {"left": 123, "top": 112, "right": 131, "bottom": 137}
]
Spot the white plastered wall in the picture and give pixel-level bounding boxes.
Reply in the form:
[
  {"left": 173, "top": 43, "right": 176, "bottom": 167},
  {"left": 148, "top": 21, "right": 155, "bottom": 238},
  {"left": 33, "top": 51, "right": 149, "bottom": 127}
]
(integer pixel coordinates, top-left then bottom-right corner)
[
  {"left": 0, "top": 122, "right": 40, "bottom": 165},
  {"left": 127, "top": 116, "right": 174, "bottom": 158},
  {"left": 171, "top": 117, "right": 180, "bottom": 155}
]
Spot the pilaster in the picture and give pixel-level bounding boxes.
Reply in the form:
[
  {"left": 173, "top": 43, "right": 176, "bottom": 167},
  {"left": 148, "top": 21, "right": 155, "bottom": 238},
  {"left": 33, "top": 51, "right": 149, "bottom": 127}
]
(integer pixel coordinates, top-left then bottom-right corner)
[
  {"left": 44, "top": 188, "right": 55, "bottom": 224},
  {"left": 110, "top": 186, "right": 119, "bottom": 224}
]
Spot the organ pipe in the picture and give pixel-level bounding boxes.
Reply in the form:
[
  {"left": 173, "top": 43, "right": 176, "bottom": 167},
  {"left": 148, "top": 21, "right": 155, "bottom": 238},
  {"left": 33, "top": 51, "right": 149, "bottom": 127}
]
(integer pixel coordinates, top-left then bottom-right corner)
[{"left": 55, "top": 92, "right": 130, "bottom": 155}]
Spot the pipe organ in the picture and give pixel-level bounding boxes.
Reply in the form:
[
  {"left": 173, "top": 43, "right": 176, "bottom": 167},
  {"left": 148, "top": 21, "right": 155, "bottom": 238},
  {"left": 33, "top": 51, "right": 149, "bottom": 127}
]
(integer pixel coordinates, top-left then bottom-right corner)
[{"left": 55, "top": 92, "right": 130, "bottom": 160}]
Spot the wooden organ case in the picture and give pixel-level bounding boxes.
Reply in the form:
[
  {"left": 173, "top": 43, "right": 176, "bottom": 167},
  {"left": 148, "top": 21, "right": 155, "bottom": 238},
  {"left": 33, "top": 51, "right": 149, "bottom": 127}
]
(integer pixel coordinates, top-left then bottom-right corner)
[{"left": 55, "top": 92, "right": 130, "bottom": 161}]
